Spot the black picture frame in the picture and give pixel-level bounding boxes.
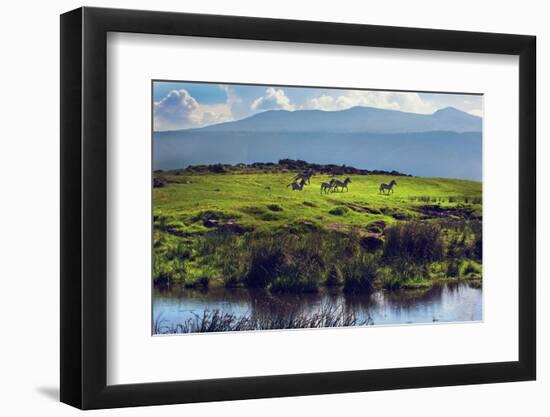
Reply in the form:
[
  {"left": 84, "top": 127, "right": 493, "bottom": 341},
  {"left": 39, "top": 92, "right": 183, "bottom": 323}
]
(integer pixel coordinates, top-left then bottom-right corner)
[{"left": 60, "top": 6, "right": 536, "bottom": 410}]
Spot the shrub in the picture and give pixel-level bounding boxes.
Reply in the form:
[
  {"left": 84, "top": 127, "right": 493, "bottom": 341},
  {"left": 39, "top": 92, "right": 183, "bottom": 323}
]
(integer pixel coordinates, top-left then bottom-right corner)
[
  {"left": 380, "top": 261, "right": 429, "bottom": 290},
  {"left": 246, "top": 238, "right": 286, "bottom": 287},
  {"left": 378, "top": 267, "right": 402, "bottom": 290},
  {"left": 461, "top": 261, "right": 482, "bottom": 278},
  {"left": 260, "top": 212, "right": 280, "bottom": 221},
  {"left": 209, "top": 163, "right": 226, "bottom": 173},
  {"left": 383, "top": 222, "right": 444, "bottom": 263},
  {"left": 360, "top": 235, "right": 384, "bottom": 252},
  {"left": 329, "top": 206, "right": 349, "bottom": 216},
  {"left": 153, "top": 176, "right": 167, "bottom": 188},
  {"left": 152, "top": 257, "right": 186, "bottom": 285},
  {"left": 267, "top": 204, "right": 283, "bottom": 212},
  {"left": 446, "top": 260, "right": 460, "bottom": 277},
  {"left": 269, "top": 266, "right": 320, "bottom": 293},
  {"left": 342, "top": 254, "right": 378, "bottom": 293},
  {"left": 326, "top": 265, "right": 344, "bottom": 286}
]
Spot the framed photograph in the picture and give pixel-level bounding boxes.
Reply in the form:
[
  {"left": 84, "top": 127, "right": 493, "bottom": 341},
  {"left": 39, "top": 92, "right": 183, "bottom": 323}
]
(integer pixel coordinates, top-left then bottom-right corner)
[{"left": 60, "top": 7, "right": 536, "bottom": 409}]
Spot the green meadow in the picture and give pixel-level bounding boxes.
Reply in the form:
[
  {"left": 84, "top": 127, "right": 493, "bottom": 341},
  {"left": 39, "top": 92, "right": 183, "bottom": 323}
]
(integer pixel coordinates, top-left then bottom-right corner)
[{"left": 153, "top": 165, "right": 482, "bottom": 293}]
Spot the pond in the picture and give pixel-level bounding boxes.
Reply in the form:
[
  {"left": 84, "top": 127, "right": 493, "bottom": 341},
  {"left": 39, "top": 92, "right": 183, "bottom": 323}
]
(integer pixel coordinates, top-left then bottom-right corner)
[{"left": 153, "top": 281, "right": 482, "bottom": 333}]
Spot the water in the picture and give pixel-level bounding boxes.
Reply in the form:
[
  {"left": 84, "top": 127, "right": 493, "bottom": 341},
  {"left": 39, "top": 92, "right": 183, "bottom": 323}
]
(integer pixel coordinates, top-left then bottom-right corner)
[{"left": 153, "top": 281, "right": 482, "bottom": 332}]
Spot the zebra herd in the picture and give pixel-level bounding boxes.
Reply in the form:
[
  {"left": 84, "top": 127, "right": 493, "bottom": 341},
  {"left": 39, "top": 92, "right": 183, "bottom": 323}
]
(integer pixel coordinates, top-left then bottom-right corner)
[
  {"left": 320, "top": 178, "right": 352, "bottom": 194},
  {"left": 287, "top": 170, "right": 398, "bottom": 195}
]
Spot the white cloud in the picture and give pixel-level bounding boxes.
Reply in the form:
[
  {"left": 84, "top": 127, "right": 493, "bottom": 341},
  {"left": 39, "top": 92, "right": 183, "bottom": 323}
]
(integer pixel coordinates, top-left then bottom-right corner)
[
  {"left": 307, "top": 91, "right": 437, "bottom": 114},
  {"left": 199, "top": 106, "right": 233, "bottom": 125},
  {"left": 467, "top": 109, "right": 484, "bottom": 117},
  {"left": 251, "top": 87, "right": 295, "bottom": 111},
  {"left": 154, "top": 89, "right": 233, "bottom": 131}
]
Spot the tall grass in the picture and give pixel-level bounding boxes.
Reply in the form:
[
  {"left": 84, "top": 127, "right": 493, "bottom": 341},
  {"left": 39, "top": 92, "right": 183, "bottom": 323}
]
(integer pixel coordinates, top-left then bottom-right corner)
[
  {"left": 153, "top": 304, "right": 373, "bottom": 334},
  {"left": 342, "top": 254, "right": 378, "bottom": 293},
  {"left": 383, "top": 222, "right": 444, "bottom": 264},
  {"left": 153, "top": 218, "right": 482, "bottom": 290}
]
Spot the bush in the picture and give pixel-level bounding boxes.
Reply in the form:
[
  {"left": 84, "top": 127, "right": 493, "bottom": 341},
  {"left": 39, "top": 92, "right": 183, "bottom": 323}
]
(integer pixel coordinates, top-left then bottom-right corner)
[
  {"left": 379, "top": 261, "right": 429, "bottom": 290},
  {"left": 383, "top": 222, "right": 444, "bottom": 263},
  {"left": 269, "top": 266, "right": 320, "bottom": 293},
  {"left": 246, "top": 238, "right": 286, "bottom": 288},
  {"left": 267, "top": 204, "right": 283, "bottom": 212},
  {"left": 461, "top": 261, "right": 481, "bottom": 278},
  {"left": 342, "top": 254, "right": 378, "bottom": 293},
  {"left": 244, "top": 232, "right": 339, "bottom": 290},
  {"left": 446, "top": 260, "right": 460, "bottom": 277},
  {"left": 152, "top": 257, "right": 186, "bottom": 285},
  {"left": 378, "top": 267, "right": 401, "bottom": 290},
  {"left": 329, "top": 206, "right": 349, "bottom": 216},
  {"left": 153, "top": 176, "right": 167, "bottom": 188},
  {"left": 326, "top": 265, "right": 344, "bottom": 286},
  {"left": 209, "top": 163, "right": 226, "bottom": 173}
]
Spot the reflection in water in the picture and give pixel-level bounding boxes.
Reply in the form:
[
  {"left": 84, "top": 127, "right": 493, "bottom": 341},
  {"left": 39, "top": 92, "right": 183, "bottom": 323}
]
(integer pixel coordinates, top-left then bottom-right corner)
[{"left": 153, "top": 281, "right": 482, "bottom": 331}]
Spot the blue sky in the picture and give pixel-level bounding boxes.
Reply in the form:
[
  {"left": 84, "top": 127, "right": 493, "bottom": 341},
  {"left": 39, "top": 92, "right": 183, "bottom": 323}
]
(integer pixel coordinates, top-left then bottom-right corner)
[{"left": 153, "top": 81, "right": 483, "bottom": 132}]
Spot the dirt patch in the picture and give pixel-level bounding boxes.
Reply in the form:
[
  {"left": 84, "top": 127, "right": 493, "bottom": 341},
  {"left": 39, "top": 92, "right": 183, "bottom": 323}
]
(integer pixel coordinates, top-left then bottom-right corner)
[
  {"left": 365, "top": 220, "right": 386, "bottom": 234},
  {"left": 380, "top": 207, "right": 412, "bottom": 220},
  {"left": 327, "top": 222, "right": 349, "bottom": 233},
  {"left": 192, "top": 210, "right": 239, "bottom": 222},
  {"left": 202, "top": 218, "right": 249, "bottom": 234},
  {"left": 342, "top": 202, "right": 382, "bottom": 215},
  {"left": 415, "top": 204, "right": 479, "bottom": 220}
]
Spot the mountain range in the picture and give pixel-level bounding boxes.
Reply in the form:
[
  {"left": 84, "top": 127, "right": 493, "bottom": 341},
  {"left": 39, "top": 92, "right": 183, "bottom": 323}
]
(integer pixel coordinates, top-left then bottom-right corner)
[
  {"left": 153, "top": 106, "right": 482, "bottom": 180},
  {"left": 191, "top": 106, "right": 482, "bottom": 134}
]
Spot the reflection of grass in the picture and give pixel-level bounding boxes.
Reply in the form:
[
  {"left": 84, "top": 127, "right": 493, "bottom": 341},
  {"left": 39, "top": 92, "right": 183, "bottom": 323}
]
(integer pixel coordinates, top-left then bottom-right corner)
[
  {"left": 467, "top": 279, "right": 482, "bottom": 289},
  {"left": 153, "top": 304, "right": 374, "bottom": 334}
]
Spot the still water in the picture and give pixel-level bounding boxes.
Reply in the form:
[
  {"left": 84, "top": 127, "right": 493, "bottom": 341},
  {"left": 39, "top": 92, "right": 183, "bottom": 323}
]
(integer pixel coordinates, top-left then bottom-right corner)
[{"left": 153, "top": 281, "right": 482, "bottom": 331}]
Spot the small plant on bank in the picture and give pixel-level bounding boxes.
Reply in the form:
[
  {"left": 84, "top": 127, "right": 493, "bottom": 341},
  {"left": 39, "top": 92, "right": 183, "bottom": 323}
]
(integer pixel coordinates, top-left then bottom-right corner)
[
  {"left": 329, "top": 206, "right": 349, "bottom": 216},
  {"left": 342, "top": 254, "right": 378, "bottom": 293}
]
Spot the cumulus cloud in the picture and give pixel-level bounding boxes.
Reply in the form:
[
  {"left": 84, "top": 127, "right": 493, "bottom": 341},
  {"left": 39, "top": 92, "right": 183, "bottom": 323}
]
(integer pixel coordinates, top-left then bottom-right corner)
[
  {"left": 200, "top": 108, "right": 232, "bottom": 125},
  {"left": 154, "top": 89, "right": 233, "bottom": 131},
  {"left": 251, "top": 87, "right": 295, "bottom": 111},
  {"left": 307, "top": 91, "right": 437, "bottom": 114}
]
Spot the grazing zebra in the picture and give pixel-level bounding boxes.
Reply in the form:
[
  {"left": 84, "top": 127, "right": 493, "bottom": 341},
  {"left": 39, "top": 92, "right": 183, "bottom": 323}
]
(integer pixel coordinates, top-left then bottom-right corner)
[
  {"left": 379, "top": 179, "right": 397, "bottom": 194},
  {"left": 288, "top": 178, "right": 306, "bottom": 191},
  {"left": 320, "top": 179, "right": 335, "bottom": 194},
  {"left": 293, "top": 170, "right": 314, "bottom": 184},
  {"left": 332, "top": 177, "right": 351, "bottom": 192}
]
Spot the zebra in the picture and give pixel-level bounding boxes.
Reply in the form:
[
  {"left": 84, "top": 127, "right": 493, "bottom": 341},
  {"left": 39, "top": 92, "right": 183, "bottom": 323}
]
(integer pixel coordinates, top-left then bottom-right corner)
[
  {"left": 320, "top": 179, "right": 335, "bottom": 194},
  {"left": 288, "top": 178, "right": 306, "bottom": 191},
  {"left": 332, "top": 177, "right": 351, "bottom": 192},
  {"left": 293, "top": 170, "right": 314, "bottom": 185},
  {"left": 379, "top": 179, "right": 397, "bottom": 194}
]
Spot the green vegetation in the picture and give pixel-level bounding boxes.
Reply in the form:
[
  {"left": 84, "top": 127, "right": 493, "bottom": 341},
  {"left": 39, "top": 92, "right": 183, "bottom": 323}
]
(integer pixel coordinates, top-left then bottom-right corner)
[{"left": 153, "top": 165, "right": 482, "bottom": 292}]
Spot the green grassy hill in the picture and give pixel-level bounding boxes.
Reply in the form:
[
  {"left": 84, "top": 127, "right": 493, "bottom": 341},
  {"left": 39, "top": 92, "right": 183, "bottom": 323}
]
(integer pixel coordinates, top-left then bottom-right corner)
[
  {"left": 153, "top": 170, "right": 482, "bottom": 291},
  {"left": 154, "top": 172, "right": 481, "bottom": 233}
]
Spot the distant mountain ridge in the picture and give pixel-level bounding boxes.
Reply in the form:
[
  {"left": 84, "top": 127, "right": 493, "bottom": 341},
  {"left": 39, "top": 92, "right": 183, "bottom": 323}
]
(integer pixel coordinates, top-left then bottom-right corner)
[
  {"left": 174, "top": 106, "right": 482, "bottom": 135},
  {"left": 153, "top": 106, "right": 482, "bottom": 180}
]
